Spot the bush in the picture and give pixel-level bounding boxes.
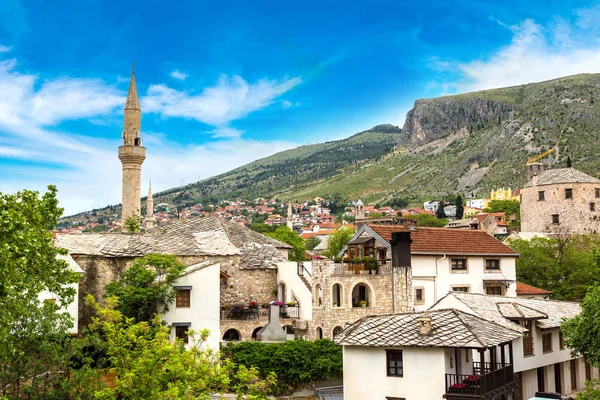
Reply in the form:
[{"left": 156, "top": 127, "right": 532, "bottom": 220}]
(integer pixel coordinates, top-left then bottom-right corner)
[{"left": 221, "top": 339, "right": 343, "bottom": 395}]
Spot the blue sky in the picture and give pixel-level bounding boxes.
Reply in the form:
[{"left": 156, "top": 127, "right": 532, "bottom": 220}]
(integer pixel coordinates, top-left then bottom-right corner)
[{"left": 2, "top": 0, "right": 600, "bottom": 214}]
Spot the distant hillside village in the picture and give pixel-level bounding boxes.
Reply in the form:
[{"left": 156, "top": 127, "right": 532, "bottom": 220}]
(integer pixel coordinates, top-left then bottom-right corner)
[{"left": 33, "top": 70, "right": 600, "bottom": 400}]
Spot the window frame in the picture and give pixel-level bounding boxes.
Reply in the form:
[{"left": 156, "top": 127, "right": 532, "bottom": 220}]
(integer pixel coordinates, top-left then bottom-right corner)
[
  {"left": 452, "top": 286, "right": 469, "bottom": 293},
  {"left": 538, "top": 191, "right": 545, "bottom": 201},
  {"left": 414, "top": 287, "right": 425, "bottom": 305},
  {"left": 386, "top": 350, "right": 403, "bottom": 377},
  {"left": 450, "top": 257, "right": 468, "bottom": 271},
  {"left": 591, "top": 202, "right": 596, "bottom": 212},
  {"left": 523, "top": 320, "right": 535, "bottom": 357},
  {"left": 176, "top": 288, "right": 191, "bottom": 308},
  {"left": 484, "top": 258, "right": 501, "bottom": 271},
  {"left": 552, "top": 214, "right": 560, "bottom": 225},
  {"left": 542, "top": 331, "right": 553, "bottom": 353},
  {"left": 565, "top": 188, "right": 573, "bottom": 199},
  {"left": 175, "top": 325, "right": 190, "bottom": 344},
  {"left": 596, "top": 188, "right": 600, "bottom": 198},
  {"left": 485, "top": 285, "right": 503, "bottom": 296}
]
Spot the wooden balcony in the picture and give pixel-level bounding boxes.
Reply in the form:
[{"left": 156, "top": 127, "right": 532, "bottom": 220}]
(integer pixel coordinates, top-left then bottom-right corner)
[{"left": 444, "top": 363, "right": 515, "bottom": 400}]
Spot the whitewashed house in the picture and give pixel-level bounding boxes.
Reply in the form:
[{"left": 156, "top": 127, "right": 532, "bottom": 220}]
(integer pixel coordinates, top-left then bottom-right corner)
[
  {"left": 336, "top": 308, "right": 521, "bottom": 400},
  {"left": 38, "top": 254, "right": 83, "bottom": 336},
  {"left": 161, "top": 260, "right": 221, "bottom": 350},
  {"left": 339, "top": 225, "right": 518, "bottom": 312},
  {"left": 431, "top": 292, "right": 597, "bottom": 399},
  {"left": 424, "top": 201, "right": 441, "bottom": 213}
]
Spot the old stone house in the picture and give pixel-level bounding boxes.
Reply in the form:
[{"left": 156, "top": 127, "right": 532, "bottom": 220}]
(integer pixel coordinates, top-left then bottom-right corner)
[
  {"left": 55, "top": 217, "right": 291, "bottom": 341},
  {"left": 520, "top": 167, "right": 600, "bottom": 234}
]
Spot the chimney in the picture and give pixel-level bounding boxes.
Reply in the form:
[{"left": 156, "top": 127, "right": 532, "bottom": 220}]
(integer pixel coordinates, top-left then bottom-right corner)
[
  {"left": 256, "top": 303, "right": 287, "bottom": 342},
  {"left": 532, "top": 174, "right": 539, "bottom": 186},
  {"left": 418, "top": 315, "right": 433, "bottom": 336},
  {"left": 526, "top": 162, "right": 544, "bottom": 182},
  {"left": 390, "top": 231, "right": 412, "bottom": 267}
]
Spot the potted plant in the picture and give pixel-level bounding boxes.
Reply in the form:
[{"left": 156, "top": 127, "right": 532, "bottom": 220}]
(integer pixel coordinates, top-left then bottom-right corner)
[
  {"left": 249, "top": 301, "right": 258, "bottom": 308},
  {"left": 334, "top": 256, "right": 343, "bottom": 263},
  {"left": 286, "top": 301, "right": 297, "bottom": 307},
  {"left": 333, "top": 302, "right": 339, "bottom": 307},
  {"left": 359, "top": 300, "right": 368, "bottom": 307},
  {"left": 272, "top": 301, "right": 284, "bottom": 306}
]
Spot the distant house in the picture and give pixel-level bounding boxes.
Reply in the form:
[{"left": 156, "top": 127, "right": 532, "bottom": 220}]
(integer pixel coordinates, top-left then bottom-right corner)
[
  {"left": 447, "top": 212, "right": 509, "bottom": 239},
  {"left": 516, "top": 281, "right": 552, "bottom": 299},
  {"left": 424, "top": 201, "right": 440, "bottom": 213}
]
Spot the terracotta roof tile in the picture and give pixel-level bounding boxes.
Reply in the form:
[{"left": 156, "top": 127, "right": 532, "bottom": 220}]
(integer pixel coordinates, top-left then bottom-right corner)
[
  {"left": 516, "top": 282, "right": 552, "bottom": 296},
  {"left": 368, "top": 225, "right": 518, "bottom": 256}
]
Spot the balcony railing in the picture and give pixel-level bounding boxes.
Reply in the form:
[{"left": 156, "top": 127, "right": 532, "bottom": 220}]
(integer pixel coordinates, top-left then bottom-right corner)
[
  {"left": 445, "top": 364, "right": 514, "bottom": 398},
  {"left": 330, "top": 262, "right": 392, "bottom": 276},
  {"left": 220, "top": 305, "right": 300, "bottom": 321}
]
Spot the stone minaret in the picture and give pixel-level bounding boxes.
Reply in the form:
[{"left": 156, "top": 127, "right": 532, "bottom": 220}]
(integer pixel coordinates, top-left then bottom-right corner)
[
  {"left": 356, "top": 199, "right": 365, "bottom": 220},
  {"left": 145, "top": 181, "right": 156, "bottom": 229},
  {"left": 118, "top": 64, "right": 146, "bottom": 221}
]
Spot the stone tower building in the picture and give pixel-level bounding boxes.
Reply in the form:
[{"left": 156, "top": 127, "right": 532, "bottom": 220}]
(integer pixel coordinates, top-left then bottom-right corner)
[
  {"left": 145, "top": 181, "right": 156, "bottom": 229},
  {"left": 118, "top": 64, "right": 146, "bottom": 220}
]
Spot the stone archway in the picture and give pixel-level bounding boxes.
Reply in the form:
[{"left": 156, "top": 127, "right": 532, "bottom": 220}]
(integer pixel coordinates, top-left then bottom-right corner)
[{"left": 223, "top": 328, "right": 241, "bottom": 341}]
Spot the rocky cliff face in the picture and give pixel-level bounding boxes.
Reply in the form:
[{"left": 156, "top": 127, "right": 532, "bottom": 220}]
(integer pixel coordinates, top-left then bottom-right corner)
[{"left": 401, "top": 97, "right": 515, "bottom": 144}]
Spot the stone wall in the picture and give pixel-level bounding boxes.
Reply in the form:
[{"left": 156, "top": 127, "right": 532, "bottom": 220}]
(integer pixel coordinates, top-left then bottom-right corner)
[
  {"left": 307, "top": 260, "right": 412, "bottom": 340},
  {"left": 521, "top": 182, "right": 600, "bottom": 234}
]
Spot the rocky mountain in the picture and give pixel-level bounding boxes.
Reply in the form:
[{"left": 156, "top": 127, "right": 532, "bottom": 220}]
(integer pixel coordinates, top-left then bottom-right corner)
[{"left": 65, "top": 73, "right": 600, "bottom": 220}]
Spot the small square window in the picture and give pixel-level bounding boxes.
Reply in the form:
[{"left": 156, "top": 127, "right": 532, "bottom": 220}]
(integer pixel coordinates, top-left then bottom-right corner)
[
  {"left": 552, "top": 214, "right": 560, "bottom": 225},
  {"left": 591, "top": 203, "right": 596, "bottom": 212},
  {"left": 452, "top": 286, "right": 469, "bottom": 293},
  {"left": 485, "top": 259, "right": 500, "bottom": 270},
  {"left": 565, "top": 189, "right": 573, "bottom": 199},
  {"left": 386, "top": 350, "right": 403, "bottom": 377},
  {"left": 415, "top": 288, "right": 424, "bottom": 304},
  {"left": 175, "top": 325, "right": 190, "bottom": 344},
  {"left": 176, "top": 289, "right": 191, "bottom": 308},
  {"left": 538, "top": 191, "right": 545, "bottom": 201},
  {"left": 451, "top": 258, "right": 467, "bottom": 270}
]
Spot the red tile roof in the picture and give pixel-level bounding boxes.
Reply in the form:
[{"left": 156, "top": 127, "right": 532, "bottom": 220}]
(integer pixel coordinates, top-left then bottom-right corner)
[
  {"left": 516, "top": 282, "right": 552, "bottom": 296},
  {"left": 368, "top": 225, "right": 518, "bottom": 256}
]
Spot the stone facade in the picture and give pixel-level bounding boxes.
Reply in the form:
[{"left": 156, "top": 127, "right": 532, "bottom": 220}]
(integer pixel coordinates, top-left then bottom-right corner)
[
  {"left": 521, "top": 181, "right": 600, "bottom": 234},
  {"left": 308, "top": 259, "right": 412, "bottom": 340}
]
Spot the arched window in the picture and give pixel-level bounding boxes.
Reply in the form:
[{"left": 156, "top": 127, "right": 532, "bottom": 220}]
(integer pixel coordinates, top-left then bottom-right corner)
[
  {"left": 223, "top": 329, "right": 241, "bottom": 341},
  {"left": 251, "top": 327, "right": 263, "bottom": 340},
  {"left": 315, "top": 284, "right": 323, "bottom": 307},
  {"left": 278, "top": 282, "right": 287, "bottom": 303},
  {"left": 316, "top": 327, "right": 323, "bottom": 339},
  {"left": 332, "top": 283, "right": 342, "bottom": 307},
  {"left": 332, "top": 326, "right": 343, "bottom": 337},
  {"left": 351, "top": 283, "right": 371, "bottom": 308}
]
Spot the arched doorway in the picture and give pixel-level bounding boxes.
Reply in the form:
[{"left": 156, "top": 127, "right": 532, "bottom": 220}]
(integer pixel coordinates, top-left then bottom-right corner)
[
  {"left": 251, "top": 327, "right": 263, "bottom": 340},
  {"left": 222, "top": 329, "right": 241, "bottom": 341},
  {"left": 351, "top": 282, "right": 372, "bottom": 308},
  {"left": 332, "top": 326, "right": 343, "bottom": 337},
  {"left": 316, "top": 327, "right": 323, "bottom": 339},
  {"left": 315, "top": 284, "right": 323, "bottom": 307}
]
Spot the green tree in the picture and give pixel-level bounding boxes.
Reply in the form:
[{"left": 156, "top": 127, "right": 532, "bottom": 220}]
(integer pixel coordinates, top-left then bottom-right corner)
[
  {"left": 414, "top": 213, "right": 448, "bottom": 227},
  {"left": 484, "top": 200, "right": 520, "bottom": 228},
  {"left": 324, "top": 227, "right": 355, "bottom": 258},
  {"left": 104, "top": 254, "right": 186, "bottom": 323},
  {"left": 123, "top": 215, "right": 141, "bottom": 232},
  {"left": 509, "top": 235, "right": 600, "bottom": 301},
  {"left": 266, "top": 227, "right": 306, "bottom": 261},
  {"left": 305, "top": 236, "right": 322, "bottom": 251},
  {"left": 455, "top": 195, "right": 464, "bottom": 220},
  {"left": 562, "top": 284, "right": 600, "bottom": 368},
  {"left": 87, "top": 296, "right": 275, "bottom": 399},
  {"left": 0, "top": 185, "right": 80, "bottom": 398},
  {"left": 248, "top": 223, "right": 277, "bottom": 234},
  {"left": 436, "top": 203, "right": 447, "bottom": 219}
]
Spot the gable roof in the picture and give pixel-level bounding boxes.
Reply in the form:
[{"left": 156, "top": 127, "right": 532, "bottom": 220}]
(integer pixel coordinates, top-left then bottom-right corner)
[
  {"left": 433, "top": 292, "right": 580, "bottom": 332},
  {"left": 516, "top": 281, "right": 552, "bottom": 296},
  {"left": 523, "top": 167, "right": 600, "bottom": 187},
  {"left": 360, "top": 225, "right": 518, "bottom": 256},
  {"left": 335, "top": 309, "right": 520, "bottom": 349},
  {"left": 56, "top": 217, "right": 289, "bottom": 268}
]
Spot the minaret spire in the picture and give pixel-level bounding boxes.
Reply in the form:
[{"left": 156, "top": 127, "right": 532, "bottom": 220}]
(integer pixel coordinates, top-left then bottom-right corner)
[
  {"left": 145, "top": 180, "right": 155, "bottom": 229},
  {"left": 118, "top": 63, "right": 146, "bottom": 222}
]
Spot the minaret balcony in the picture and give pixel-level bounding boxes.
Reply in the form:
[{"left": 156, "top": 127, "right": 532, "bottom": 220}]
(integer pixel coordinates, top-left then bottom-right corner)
[{"left": 118, "top": 145, "right": 146, "bottom": 164}]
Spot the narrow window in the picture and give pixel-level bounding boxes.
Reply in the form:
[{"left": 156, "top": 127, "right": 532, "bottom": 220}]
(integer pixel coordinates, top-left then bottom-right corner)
[
  {"left": 596, "top": 188, "right": 600, "bottom": 198},
  {"left": 452, "top": 286, "right": 469, "bottom": 293},
  {"left": 386, "top": 350, "right": 403, "bottom": 377},
  {"left": 175, "top": 325, "right": 190, "bottom": 344},
  {"left": 451, "top": 258, "right": 467, "bottom": 271},
  {"left": 485, "top": 259, "right": 500, "bottom": 270},
  {"left": 176, "top": 289, "right": 191, "bottom": 307},
  {"left": 523, "top": 320, "right": 534, "bottom": 356},
  {"left": 415, "top": 288, "right": 424, "bottom": 304},
  {"left": 538, "top": 191, "right": 545, "bottom": 201},
  {"left": 565, "top": 188, "right": 573, "bottom": 199},
  {"left": 591, "top": 203, "right": 596, "bottom": 212},
  {"left": 552, "top": 214, "right": 560, "bottom": 225},
  {"left": 542, "top": 332, "right": 553, "bottom": 353}
]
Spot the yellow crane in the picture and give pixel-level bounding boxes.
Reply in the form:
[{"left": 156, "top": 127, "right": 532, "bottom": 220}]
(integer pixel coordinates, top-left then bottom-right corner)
[{"left": 523, "top": 140, "right": 559, "bottom": 167}]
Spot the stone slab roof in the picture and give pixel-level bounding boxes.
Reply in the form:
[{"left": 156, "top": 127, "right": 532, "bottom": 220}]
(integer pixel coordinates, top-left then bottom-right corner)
[
  {"left": 496, "top": 302, "right": 547, "bottom": 320},
  {"left": 367, "top": 225, "right": 518, "bottom": 256},
  {"left": 56, "top": 217, "right": 289, "bottom": 268},
  {"left": 437, "top": 293, "right": 580, "bottom": 332},
  {"left": 335, "top": 309, "right": 520, "bottom": 349},
  {"left": 523, "top": 167, "right": 600, "bottom": 188},
  {"left": 516, "top": 281, "right": 552, "bottom": 296}
]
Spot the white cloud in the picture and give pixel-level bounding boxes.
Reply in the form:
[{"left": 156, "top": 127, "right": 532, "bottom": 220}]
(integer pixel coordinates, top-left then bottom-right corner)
[
  {"left": 0, "top": 57, "right": 301, "bottom": 215},
  {"left": 143, "top": 74, "right": 302, "bottom": 125},
  {"left": 281, "top": 100, "right": 300, "bottom": 109},
  {"left": 440, "top": 14, "right": 600, "bottom": 93},
  {"left": 170, "top": 69, "right": 188, "bottom": 81},
  {"left": 0, "top": 45, "right": 11, "bottom": 53}
]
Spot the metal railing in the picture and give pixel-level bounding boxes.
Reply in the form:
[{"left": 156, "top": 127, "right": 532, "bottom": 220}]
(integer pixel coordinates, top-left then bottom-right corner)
[
  {"left": 330, "top": 261, "right": 392, "bottom": 276},
  {"left": 445, "top": 364, "right": 514, "bottom": 396},
  {"left": 220, "top": 305, "right": 300, "bottom": 321}
]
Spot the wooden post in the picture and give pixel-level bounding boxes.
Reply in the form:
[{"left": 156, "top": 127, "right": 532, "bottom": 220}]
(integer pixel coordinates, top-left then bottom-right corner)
[
  {"left": 508, "top": 342, "right": 514, "bottom": 365},
  {"left": 500, "top": 343, "right": 506, "bottom": 368},
  {"left": 479, "top": 349, "right": 485, "bottom": 373}
]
